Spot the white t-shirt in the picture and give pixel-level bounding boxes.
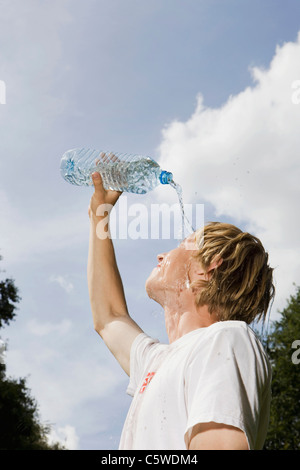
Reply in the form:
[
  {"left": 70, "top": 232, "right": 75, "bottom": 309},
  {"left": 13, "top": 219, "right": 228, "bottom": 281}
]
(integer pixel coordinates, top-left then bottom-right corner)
[{"left": 119, "top": 321, "right": 271, "bottom": 450}]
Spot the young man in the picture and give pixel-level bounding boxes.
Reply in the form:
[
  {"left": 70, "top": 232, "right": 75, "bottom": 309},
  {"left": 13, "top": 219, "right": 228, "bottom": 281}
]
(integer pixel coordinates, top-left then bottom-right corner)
[{"left": 87, "top": 171, "right": 275, "bottom": 450}]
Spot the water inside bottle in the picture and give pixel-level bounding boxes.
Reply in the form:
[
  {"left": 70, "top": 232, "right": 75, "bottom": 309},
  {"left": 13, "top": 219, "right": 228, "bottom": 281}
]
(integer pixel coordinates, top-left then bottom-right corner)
[{"left": 169, "top": 180, "right": 195, "bottom": 240}]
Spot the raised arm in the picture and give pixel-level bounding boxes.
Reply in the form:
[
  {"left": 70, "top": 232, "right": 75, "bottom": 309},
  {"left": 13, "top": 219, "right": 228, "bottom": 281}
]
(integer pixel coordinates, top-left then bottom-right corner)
[{"left": 87, "top": 171, "right": 143, "bottom": 375}]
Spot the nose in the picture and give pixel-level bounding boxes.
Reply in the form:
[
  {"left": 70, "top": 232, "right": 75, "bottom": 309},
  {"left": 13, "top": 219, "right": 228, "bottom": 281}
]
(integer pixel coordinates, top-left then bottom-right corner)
[{"left": 157, "top": 253, "right": 165, "bottom": 265}]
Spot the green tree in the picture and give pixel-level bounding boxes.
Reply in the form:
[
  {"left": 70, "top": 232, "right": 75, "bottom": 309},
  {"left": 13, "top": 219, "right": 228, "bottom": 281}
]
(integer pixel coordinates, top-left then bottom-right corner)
[
  {"left": 0, "top": 275, "right": 20, "bottom": 328},
  {"left": 0, "top": 255, "right": 63, "bottom": 450},
  {"left": 263, "top": 285, "right": 300, "bottom": 450}
]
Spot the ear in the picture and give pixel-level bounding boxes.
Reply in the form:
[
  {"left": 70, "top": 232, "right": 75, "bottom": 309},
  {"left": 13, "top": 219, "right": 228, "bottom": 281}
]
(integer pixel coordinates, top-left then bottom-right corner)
[
  {"left": 188, "top": 256, "right": 223, "bottom": 285},
  {"left": 206, "top": 256, "right": 223, "bottom": 273}
]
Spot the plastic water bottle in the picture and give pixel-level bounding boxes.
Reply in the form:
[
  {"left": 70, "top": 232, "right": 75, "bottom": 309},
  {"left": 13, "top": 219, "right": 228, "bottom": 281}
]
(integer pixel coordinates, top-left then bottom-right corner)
[{"left": 60, "top": 148, "right": 173, "bottom": 194}]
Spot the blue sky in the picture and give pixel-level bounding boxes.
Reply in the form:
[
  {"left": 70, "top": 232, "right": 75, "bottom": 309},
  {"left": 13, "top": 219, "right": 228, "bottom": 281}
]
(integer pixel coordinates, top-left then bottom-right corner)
[{"left": 1, "top": 0, "right": 300, "bottom": 450}]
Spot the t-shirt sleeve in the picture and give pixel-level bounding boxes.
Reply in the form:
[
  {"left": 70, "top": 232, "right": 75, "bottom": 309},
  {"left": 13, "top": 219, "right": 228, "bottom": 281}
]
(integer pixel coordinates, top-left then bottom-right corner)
[
  {"left": 184, "top": 326, "right": 271, "bottom": 450},
  {"left": 126, "top": 333, "right": 161, "bottom": 397}
]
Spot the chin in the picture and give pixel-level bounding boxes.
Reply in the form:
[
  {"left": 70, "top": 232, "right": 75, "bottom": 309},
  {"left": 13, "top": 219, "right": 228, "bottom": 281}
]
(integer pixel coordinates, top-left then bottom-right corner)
[
  {"left": 145, "top": 275, "right": 159, "bottom": 302},
  {"left": 145, "top": 277, "right": 154, "bottom": 299}
]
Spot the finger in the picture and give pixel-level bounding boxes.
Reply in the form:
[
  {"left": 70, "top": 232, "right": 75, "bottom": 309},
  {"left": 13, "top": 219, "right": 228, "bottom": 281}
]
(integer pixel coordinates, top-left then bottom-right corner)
[
  {"left": 109, "top": 152, "right": 117, "bottom": 163},
  {"left": 91, "top": 171, "right": 105, "bottom": 191},
  {"left": 109, "top": 152, "right": 121, "bottom": 163},
  {"left": 102, "top": 152, "right": 109, "bottom": 163}
]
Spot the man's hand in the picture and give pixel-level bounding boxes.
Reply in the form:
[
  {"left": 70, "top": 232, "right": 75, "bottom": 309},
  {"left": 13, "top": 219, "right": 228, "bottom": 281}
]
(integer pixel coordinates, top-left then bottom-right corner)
[{"left": 88, "top": 156, "right": 122, "bottom": 219}]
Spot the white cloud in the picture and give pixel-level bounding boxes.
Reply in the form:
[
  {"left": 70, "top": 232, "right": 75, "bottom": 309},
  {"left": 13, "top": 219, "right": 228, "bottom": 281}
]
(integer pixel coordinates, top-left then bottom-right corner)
[
  {"left": 49, "top": 275, "right": 74, "bottom": 294},
  {"left": 27, "top": 318, "right": 72, "bottom": 336},
  {"left": 47, "top": 424, "right": 79, "bottom": 450},
  {"left": 158, "top": 32, "right": 300, "bottom": 319}
]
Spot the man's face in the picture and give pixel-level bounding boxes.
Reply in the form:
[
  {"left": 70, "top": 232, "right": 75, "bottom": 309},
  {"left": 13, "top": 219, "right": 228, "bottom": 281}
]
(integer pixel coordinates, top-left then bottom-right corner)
[{"left": 145, "top": 234, "right": 202, "bottom": 303}]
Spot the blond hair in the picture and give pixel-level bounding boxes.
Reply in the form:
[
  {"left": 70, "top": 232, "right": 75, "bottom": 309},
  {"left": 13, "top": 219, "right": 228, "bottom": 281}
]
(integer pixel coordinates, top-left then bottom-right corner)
[{"left": 191, "top": 222, "right": 275, "bottom": 324}]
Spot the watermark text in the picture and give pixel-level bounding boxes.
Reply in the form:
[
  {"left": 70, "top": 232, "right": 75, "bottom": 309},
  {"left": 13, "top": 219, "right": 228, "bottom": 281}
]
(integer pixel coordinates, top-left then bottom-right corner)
[
  {"left": 291, "top": 340, "right": 300, "bottom": 364},
  {"left": 291, "top": 80, "right": 300, "bottom": 104},
  {"left": 94, "top": 198, "right": 204, "bottom": 248},
  {"left": 0, "top": 340, "right": 6, "bottom": 364},
  {"left": 0, "top": 80, "right": 6, "bottom": 104}
]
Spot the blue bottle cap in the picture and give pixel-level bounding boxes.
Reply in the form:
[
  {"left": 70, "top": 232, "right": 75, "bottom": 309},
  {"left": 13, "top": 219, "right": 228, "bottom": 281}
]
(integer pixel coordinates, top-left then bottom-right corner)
[{"left": 159, "top": 170, "right": 173, "bottom": 184}]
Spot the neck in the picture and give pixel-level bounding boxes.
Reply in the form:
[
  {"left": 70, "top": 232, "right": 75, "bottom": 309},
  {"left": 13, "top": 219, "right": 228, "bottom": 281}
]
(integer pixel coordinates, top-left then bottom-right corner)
[{"left": 163, "top": 296, "right": 218, "bottom": 343}]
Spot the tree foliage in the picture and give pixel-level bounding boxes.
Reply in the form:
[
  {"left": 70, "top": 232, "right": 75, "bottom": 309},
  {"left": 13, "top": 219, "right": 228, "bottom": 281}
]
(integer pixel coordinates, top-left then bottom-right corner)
[
  {"left": 0, "top": 276, "right": 20, "bottom": 329},
  {"left": 0, "top": 256, "right": 63, "bottom": 450},
  {"left": 0, "top": 373, "right": 62, "bottom": 450},
  {"left": 263, "top": 285, "right": 300, "bottom": 450}
]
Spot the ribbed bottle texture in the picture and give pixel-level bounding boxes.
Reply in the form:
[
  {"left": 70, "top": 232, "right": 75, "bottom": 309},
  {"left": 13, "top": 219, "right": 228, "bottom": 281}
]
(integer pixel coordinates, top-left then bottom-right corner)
[{"left": 60, "top": 148, "right": 173, "bottom": 194}]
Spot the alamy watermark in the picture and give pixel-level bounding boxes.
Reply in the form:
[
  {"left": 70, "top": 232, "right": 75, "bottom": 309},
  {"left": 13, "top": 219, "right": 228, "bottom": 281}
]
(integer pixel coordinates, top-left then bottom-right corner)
[
  {"left": 0, "top": 80, "right": 6, "bottom": 104},
  {"left": 291, "top": 340, "right": 300, "bottom": 365},
  {"left": 94, "top": 198, "right": 204, "bottom": 249},
  {"left": 291, "top": 80, "right": 300, "bottom": 104},
  {"left": 0, "top": 340, "right": 6, "bottom": 364}
]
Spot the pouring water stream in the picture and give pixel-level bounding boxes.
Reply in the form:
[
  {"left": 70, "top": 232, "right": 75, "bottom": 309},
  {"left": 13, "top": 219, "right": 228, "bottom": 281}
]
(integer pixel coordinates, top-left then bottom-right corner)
[{"left": 169, "top": 180, "right": 195, "bottom": 241}]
